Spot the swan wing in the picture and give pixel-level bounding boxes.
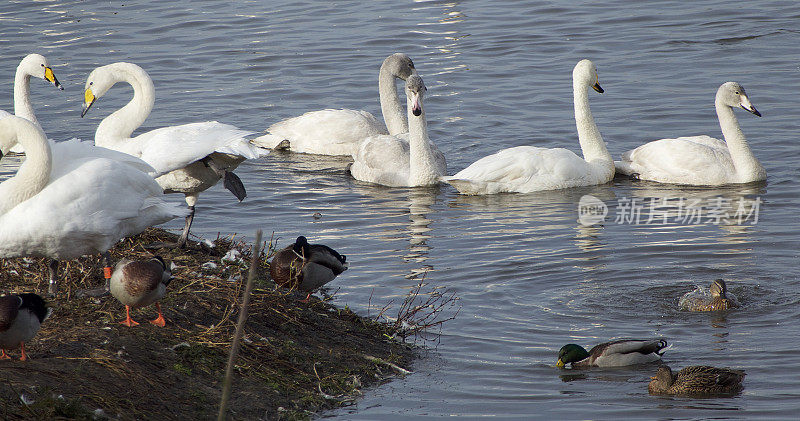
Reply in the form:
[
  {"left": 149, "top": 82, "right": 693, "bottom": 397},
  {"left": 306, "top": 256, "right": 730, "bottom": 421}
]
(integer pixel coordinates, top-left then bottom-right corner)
[
  {"left": 446, "top": 146, "right": 598, "bottom": 194},
  {"left": 0, "top": 157, "right": 186, "bottom": 260},
  {"left": 51, "top": 138, "right": 159, "bottom": 177},
  {"left": 350, "top": 133, "right": 410, "bottom": 186},
  {"left": 133, "top": 121, "right": 258, "bottom": 175},
  {"left": 616, "top": 135, "right": 734, "bottom": 184},
  {"left": 263, "top": 109, "right": 388, "bottom": 156}
]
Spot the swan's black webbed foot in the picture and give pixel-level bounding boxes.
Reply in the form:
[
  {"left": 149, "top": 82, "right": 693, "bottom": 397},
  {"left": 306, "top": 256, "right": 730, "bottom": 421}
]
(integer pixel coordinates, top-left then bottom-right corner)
[{"left": 223, "top": 171, "right": 247, "bottom": 201}]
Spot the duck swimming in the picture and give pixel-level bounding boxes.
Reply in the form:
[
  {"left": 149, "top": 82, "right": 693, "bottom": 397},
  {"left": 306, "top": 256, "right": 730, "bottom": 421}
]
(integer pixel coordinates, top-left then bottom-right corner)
[
  {"left": 557, "top": 338, "right": 668, "bottom": 368},
  {"left": 648, "top": 365, "right": 745, "bottom": 396},
  {"left": 679, "top": 279, "right": 739, "bottom": 311}
]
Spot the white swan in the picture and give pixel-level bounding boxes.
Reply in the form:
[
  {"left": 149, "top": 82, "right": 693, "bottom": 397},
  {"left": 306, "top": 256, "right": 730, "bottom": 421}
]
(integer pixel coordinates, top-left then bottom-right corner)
[
  {"left": 615, "top": 82, "right": 764, "bottom": 185},
  {"left": 0, "top": 54, "right": 63, "bottom": 153},
  {"left": 0, "top": 116, "right": 186, "bottom": 294},
  {"left": 82, "top": 62, "right": 261, "bottom": 248},
  {"left": 442, "top": 59, "right": 613, "bottom": 195},
  {"left": 350, "top": 74, "right": 446, "bottom": 187},
  {"left": 252, "top": 53, "right": 418, "bottom": 156}
]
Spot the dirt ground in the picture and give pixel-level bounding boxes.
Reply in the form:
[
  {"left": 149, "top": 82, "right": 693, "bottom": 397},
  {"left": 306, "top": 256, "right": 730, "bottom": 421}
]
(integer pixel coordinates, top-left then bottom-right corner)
[{"left": 0, "top": 228, "right": 416, "bottom": 420}]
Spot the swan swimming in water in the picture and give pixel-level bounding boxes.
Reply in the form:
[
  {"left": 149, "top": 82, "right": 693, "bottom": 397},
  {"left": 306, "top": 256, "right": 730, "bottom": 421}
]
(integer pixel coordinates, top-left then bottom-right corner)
[
  {"left": 0, "top": 116, "right": 186, "bottom": 294},
  {"left": 442, "top": 60, "right": 613, "bottom": 195},
  {"left": 82, "top": 62, "right": 261, "bottom": 248},
  {"left": 349, "top": 74, "right": 446, "bottom": 187},
  {"left": 0, "top": 54, "right": 63, "bottom": 153},
  {"left": 615, "top": 82, "right": 763, "bottom": 185},
  {"left": 252, "top": 53, "right": 418, "bottom": 156}
]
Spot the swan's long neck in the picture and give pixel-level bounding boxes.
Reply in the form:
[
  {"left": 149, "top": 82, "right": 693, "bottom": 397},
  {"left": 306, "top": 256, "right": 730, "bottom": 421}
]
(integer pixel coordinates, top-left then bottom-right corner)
[
  {"left": 94, "top": 64, "right": 155, "bottom": 148},
  {"left": 407, "top": 105, "right": 439, "bottom": 186},
  {"left": 13, "top": 66, "right": 40, "bottom": 128},
  {"left": 573, "top": 80, "right": 610, "bottom": 164},
  {"left": 0, "top": 119, "right": 51, "bottom": 215},
  {"left": 715, "top": 99, "right": 764, "bottom": 182},
  {"left": 379, "top": 67, "right": 407, "bottom": 135}
]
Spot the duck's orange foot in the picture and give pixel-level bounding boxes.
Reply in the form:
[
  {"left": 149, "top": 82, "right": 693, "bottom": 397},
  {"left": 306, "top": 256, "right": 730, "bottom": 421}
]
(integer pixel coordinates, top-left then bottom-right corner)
[
  {"left": 0, "top": 350, "right": 11, "bottom": 360},
  {"left": 120, "top": 318, "right": 140, "bottom": 327},
  {"left": 149, "top": 315, "right": 166, "bottom": 327}
]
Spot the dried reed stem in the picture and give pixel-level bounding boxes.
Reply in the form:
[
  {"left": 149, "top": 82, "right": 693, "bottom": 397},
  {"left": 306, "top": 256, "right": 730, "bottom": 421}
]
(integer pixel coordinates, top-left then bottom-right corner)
[{"left": 217, "top": 230, "right": 262, "bottom": 421}]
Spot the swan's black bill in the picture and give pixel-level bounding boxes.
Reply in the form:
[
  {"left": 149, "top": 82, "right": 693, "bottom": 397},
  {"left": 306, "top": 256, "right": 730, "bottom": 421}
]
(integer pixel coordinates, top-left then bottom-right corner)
[
  {"left": 412, "top": 106, "right": 422, "bottom": 116},
  {"left": 81, "top": 101, "right": 95, "bottom": 118},
  {"left": 742, "top": 105, "right": 761, "bottom": 117},
  {"left": 592, "top": 82, "right": 604, "bottom": 93}
]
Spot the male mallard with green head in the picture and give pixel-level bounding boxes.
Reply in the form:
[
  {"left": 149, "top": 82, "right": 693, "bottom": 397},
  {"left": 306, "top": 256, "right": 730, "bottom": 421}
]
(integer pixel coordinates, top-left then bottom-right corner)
[
  {"left": 557, "top": 339, "right": 668, "bottom": 368},
  {"left": 0, "top": 293, "right": 50, "bottom": 361},
  {"left": 109, "top": 256, "right": 172, "bottom": 327},
  {"left": 270, "top": 236, "right": 348, "bottom": 302},
  {"left": 679, "top": 279, "right": 739, "bottom": 311},
  {"left": 648, "top": 365, "right": 745, "bottom": 396}
]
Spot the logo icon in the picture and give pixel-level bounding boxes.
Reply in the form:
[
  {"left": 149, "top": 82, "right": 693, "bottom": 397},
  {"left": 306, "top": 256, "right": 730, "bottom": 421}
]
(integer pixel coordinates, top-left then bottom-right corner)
[{"left": 577, "top": 195, "right": 607, "bottom": 226}]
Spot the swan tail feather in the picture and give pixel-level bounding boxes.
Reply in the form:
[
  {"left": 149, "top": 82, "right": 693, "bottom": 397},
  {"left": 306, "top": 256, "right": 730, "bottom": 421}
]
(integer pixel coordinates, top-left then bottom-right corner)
[
  {"left": 440, "top": 177, "right": 488, "bottom": 195},
  {"left": 251, "top": 133, "right": 289, "bottom": 150}
]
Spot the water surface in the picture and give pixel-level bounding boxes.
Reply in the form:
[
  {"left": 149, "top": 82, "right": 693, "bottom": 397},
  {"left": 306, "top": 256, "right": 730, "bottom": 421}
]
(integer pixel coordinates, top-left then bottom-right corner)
[{"left": 1, "top": 1, "right": 799, "bottom": 419}]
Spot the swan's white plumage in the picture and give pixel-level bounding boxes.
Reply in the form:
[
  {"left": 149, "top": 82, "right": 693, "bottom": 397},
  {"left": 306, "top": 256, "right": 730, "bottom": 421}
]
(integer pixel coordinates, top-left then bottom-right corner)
[
  {"left": 253, "top": 53, "right": 418, "bottom": 156},
  {"left": 350, "top": 75, "right": 445, "bottom": 187},
  {"left": 444, "top": 146, "right": 610, "bottom": 195},
  {"left": 0, "top": 116, "right": 186, "bottom": 261},
  {"left": 253, "top": 109, "right": 387, "bottom": 155},
  {"left": 615, "top": 82, "right": 764, "bottom": 186},
  {"left": 442, "top": 59, "right": 613, "bottom": 195},
  {"left": 115, "top": 121, "right": 260, "bottom": 176},
  {"left": 350, "top": 133, "right": 446, "bottom": 187}
]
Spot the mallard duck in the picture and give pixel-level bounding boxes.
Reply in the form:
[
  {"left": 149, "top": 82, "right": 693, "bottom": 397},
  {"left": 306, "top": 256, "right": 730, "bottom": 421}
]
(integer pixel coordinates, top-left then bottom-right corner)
[
  {"left": 679, "top": 279, "right": 739, "bottom": 311},
  {"left": 109, "top": 256, "right": 172, "bottom": 327},
  {"left": 557, "top": 339, "right": 668, "bottom": 368},
  {"left": 648, "top": 365, "right": 745, "bottom": 396},
  {"left": 0, "top": 293, "right": 50, "bottom": 361},
  {"left": 269, "top": 236, "right": 348, "bottom": 301}
]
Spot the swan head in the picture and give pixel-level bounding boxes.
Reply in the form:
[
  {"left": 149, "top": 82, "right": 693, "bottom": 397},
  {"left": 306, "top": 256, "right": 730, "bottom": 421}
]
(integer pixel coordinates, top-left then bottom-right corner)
[
  {"left": 19, "top": 54, "right": 62, "bottom": 90},
  {"left": 81, "top": 65, "right": 117, "bottom": 117},
  {"left": 406, "top": 75, "right": 427, "bottom": 117},
  {"left": 573, "top": 59, "right": 603, "bottom": 93},
  {"left": 382, "top": 53, "right": 418, "bottom": 80},
  {"left": 718, "top": 82, "right": 761, "bottom": 117}
]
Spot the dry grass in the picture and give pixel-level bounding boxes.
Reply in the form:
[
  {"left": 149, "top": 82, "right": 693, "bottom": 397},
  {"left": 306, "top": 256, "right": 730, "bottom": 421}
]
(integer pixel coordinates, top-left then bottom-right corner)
[{"left": 0, "top": 228, "right": 417, "bottom": 420}]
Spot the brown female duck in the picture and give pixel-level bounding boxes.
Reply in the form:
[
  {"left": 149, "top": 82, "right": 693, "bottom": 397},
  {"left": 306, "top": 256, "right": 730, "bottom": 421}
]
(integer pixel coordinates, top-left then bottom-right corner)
[
  {"left": 679, "top": 279, "right": 739, "bottom": 311},
  {"left": 109, "top": 256, "right": 172, "bottom": 327},
  {"left": 648, "top": 365, "right": 745, "bottom": 396}
]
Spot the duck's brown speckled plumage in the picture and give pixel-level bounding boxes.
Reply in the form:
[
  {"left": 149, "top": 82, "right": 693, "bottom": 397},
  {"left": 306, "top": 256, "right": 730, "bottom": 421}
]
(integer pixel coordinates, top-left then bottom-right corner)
[
  {"left": 648, "top": 365, "right": 745, "bottom": 396},
  {"left": 682, "top": 279, "right": 739, "bottom": 312},
  {"left": 109, "top": 256, "right": 172, "bottom": 327},
  {"left": 120, "top": 259, "right": 166, "bottom": 298}
]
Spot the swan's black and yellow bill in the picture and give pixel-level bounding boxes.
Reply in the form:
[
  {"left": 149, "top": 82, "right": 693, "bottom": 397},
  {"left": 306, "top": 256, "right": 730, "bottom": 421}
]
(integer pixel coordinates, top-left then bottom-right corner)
[
  {"left": 81, "top": 88, "right": 96, "bottom": 118},
  {"left": 556, "top": 358, "right": 565, "bottom": 368},
  {"left": 44, "top": 67, "right": 63, "bottom": 90},
  {"left": 592, "top": 82, "right": 604, "bottom": 93}
]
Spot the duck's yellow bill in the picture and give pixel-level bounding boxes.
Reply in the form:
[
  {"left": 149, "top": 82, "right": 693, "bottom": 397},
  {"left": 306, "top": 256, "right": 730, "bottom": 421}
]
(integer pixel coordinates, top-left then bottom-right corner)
[{"left": 556, "top": 359, "right": 565, "bottom": 368}]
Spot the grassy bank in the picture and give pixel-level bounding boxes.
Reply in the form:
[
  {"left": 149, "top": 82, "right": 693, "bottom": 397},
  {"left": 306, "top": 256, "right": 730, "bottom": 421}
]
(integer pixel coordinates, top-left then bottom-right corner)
[{"left": 0, "top": 228, "right": 422, "bottom": 420}]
